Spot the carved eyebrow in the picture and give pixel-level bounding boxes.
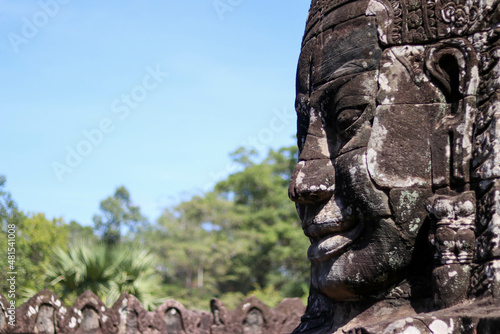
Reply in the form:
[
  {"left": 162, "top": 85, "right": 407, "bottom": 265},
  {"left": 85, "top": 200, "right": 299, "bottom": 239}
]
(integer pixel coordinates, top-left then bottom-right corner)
[
  {"left": 329, "top": 60, "right": 376, "bottom": 82},
  {"left": 333, "top": 95, "right": 371, "bottom": 114}
]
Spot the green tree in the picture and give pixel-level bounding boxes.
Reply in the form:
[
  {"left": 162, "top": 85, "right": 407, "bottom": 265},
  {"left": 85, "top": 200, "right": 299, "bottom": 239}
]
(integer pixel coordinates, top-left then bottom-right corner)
[
  {"left": 214, "top": 146, "right": 309, "bottom": 297},
  {"left": 66, "top": 220, "right": 98, "bottom": 245},
  {"left": 0, "top": 176, "right": 24, "bottom": 229},
  {"left": 17, "top": 213, "right": 68, "bottom": 289},
  {"left": 138, "top": 195, "right": 237, "bottom": 309},
  {"left": 0, "top": 176, "right": 69, "bottom": 302},
  {"left": 93, "top": 186, "right": 147, "bottom": 245}
]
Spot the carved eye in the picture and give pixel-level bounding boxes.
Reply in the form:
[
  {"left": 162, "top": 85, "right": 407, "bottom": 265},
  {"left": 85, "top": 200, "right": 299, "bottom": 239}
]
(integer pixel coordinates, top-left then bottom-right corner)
[{"left": 336, "top": 105, "right": 366, "bottom": 133}]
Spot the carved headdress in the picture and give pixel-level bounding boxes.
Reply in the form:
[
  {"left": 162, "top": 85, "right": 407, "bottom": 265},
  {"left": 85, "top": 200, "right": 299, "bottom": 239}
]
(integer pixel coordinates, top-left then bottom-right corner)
[{"left": 368, "top": 0, "right": 497, "bottom": 45}]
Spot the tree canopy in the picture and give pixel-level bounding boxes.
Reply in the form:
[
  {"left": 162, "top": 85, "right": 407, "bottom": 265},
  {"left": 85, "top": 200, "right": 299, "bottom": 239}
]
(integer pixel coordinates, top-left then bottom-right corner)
[
  {"left": 93, "top": 186, "right": 147, "bottom": 245},
  {"left": 0, "top": 178, "right": 68, "bottom": 302}
]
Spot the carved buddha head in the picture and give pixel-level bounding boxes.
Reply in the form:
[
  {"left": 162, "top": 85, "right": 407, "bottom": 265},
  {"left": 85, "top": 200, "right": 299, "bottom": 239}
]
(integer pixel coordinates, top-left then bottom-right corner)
[{"left": 289, "top": 0, "right": 498, "bottom": 308}]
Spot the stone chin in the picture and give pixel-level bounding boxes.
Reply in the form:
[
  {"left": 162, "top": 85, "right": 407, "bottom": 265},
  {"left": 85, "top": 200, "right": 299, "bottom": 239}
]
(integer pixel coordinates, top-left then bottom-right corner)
[{"left": 310, "top": 218, "right": 414, "bottom": 301}]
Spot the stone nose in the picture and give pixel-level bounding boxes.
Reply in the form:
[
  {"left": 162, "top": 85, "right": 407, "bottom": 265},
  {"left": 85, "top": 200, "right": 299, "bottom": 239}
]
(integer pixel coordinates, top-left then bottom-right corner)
[
  {"left": 288, "top": 158, "right": 335, "bottom": 204},
  {"left": 289, "top": 106, "right": 335, "bottom": 204}
]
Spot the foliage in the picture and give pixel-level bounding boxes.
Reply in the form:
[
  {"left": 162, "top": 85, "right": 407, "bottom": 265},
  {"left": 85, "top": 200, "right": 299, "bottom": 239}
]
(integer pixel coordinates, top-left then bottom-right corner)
[
  {"left": 66, "top": 220, "right": 98, "bottom": 245},
  {"left": 93, "top": 186, "right": 147, "bottom": 245},
  {"left": 0, "top": 177, "right": 69, "bottom": 303},
  {"left": 0, "top": 176, "right": 24, "bottom": 228},
  {"left": 246, "top": 285, "right": 285, "bottom": 308},
  {"left": 45, "top": 239, "right": 164, "bottom": 310},
  {"left": 213, "top": 146, "right": 309, "bottom": 295},
  {"left": 15, "top": 213, "right": 69, "bottom": 292}
]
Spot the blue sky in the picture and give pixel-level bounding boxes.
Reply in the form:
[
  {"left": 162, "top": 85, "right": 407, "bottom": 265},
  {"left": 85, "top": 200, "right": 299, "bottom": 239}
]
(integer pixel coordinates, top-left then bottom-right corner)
[{"left": 0, "top": 0, "right": 310, "bottom": 226}]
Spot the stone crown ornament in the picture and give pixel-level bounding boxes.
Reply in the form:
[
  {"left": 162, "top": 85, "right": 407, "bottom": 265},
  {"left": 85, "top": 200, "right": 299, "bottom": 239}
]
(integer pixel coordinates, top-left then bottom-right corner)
[{"left": 369, "top": 0, "right": 491, "bottom": 44}]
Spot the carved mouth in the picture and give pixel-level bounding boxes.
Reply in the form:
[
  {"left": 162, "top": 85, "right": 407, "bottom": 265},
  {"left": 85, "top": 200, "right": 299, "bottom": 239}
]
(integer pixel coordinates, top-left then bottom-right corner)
[{"left": 306, "top": 222, "right": 363, "bottom": 263}]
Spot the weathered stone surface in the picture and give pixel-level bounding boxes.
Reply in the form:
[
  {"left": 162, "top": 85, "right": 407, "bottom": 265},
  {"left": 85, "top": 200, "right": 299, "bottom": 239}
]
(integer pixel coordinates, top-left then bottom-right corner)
[
  {"left": 426, "top": 192, "right": 476, "bottom": 308},
  {"left": 3, "top": 292, "right": 304, "bottom": 334},
  {"left": 211, "top": 296, "right": 305, "bottom": 334},
  {"left": 377, "top": 46, "right": 444, "bottom": 105},
  {"left": 289, "top": 0, "right": 500, "bottom": 332},
  {"left": 366, "top": 0, "right": 498, "bottom": 45},
  {"left": 111, "top": 294, "right": 162, "bottom": 334},
  {"left": 313, "top": 16, "right": 381, "bottom": 88},
  {"left": 389, "top": 188, "right": 432, "bottom": 241},
  {"left": 472, "top": 259, "right": 500, "bottom": 299},
  {"left": 273, "top": 299, "right": 308, "bottom": 334},
  {"left": 13, "top": 290, "right": 65, "bottom": 334},
  {"left": 36, "top": 304, "right": 55, "bottom": 334},
  {"left": 474, "top": 107, "right": 500, "bottom": 180},
  {"left": 348, "top": 298, "right": 500, "bottom": 333},
  {"left": 336, "top": 148, "right": 391, "bottom": 216},
  {"left": 65, "top": 291, "right": 118, "bottom": 334},
  {"left": 289, "top": 159, "right": 335, "bottom": 204},
  {"left": 367, "top": 104, "right": 433, "bottom": 188},
  {"left": 155, "top": 299, "right": 209, "bottom": 334}
]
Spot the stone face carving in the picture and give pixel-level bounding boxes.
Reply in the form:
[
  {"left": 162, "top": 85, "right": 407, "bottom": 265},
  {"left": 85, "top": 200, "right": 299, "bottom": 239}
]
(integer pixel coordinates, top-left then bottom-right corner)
[{"left": 289, "top": 0, "right": 500, "bottom": 332}]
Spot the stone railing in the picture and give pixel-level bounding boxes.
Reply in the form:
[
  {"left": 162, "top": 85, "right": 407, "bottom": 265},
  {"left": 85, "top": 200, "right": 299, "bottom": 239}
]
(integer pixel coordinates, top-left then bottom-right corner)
[{"left": 0, "top": 290, "right": 305, "bottom": 334}]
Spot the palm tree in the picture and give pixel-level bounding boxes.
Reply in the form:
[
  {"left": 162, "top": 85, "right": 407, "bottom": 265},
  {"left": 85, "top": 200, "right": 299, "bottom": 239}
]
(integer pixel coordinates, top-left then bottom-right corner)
[
  {"left": 105, "top": 245, "right": 165, "bottom": 309},
  {"left": 45, "top": 239, "right": 165, "bottom": 310}
]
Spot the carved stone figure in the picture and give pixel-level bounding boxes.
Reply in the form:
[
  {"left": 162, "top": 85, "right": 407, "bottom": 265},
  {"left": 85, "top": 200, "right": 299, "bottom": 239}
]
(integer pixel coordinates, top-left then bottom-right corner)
[{"left": 289, "top": 0, "right": 500, "bottom": 332}]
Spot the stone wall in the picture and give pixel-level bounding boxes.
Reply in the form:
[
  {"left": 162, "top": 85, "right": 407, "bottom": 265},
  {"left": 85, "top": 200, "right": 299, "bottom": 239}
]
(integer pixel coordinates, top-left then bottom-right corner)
[{"left": 0, "top": 290, "right": 305, "bottom": 334}]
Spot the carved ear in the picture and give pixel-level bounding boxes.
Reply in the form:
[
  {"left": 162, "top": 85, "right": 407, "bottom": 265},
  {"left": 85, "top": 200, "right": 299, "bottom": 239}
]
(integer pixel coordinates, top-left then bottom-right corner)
[
  {"left": 426, "top": 48, "right": 463, "bottom": 103},
  {"left": 426, "top": 39, "right": 478, "bottom": 187},
  {"left": 425, "top": 39, "right": 478, "bottom": 104}
]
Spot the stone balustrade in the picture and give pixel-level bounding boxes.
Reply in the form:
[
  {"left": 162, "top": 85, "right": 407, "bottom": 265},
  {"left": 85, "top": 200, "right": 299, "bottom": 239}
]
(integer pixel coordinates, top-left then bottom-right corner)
[{"left": 0, "top": 290, "right": 305, "bottom": 334}]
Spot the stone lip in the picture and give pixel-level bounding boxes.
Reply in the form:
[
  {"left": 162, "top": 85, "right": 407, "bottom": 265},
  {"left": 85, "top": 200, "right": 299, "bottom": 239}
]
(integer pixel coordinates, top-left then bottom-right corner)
[
  {"left": 307, "top": 222, "right": 364, "bottom": 263},
  {"left": 0, "top": 290, "right": 305, "bottom": 334}
]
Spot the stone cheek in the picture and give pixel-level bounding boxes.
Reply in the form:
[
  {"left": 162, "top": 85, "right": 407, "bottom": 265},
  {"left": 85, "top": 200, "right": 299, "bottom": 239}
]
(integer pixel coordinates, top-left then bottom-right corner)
[
  {"left": 367, "top": 104, "right": 433, "bottom": 189},
  {"left": 335, "top": 148, "right": 391, "bottom": 217}
]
